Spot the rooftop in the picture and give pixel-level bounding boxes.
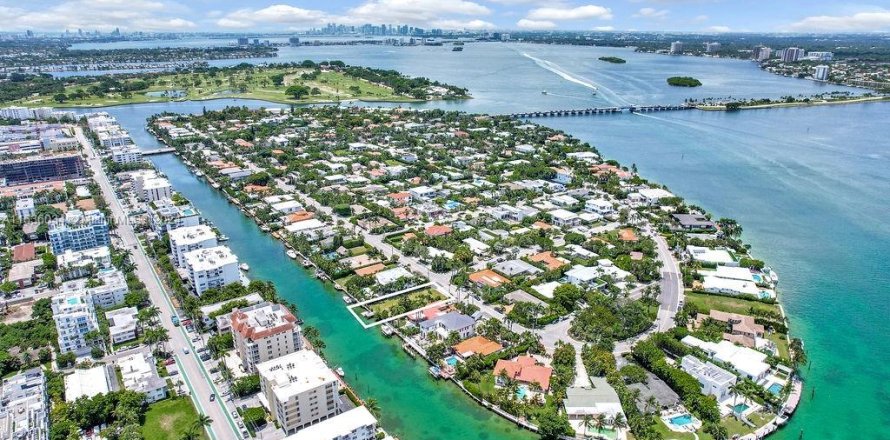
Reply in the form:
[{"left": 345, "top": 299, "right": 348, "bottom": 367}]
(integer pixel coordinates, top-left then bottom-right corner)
[
  {"left": 231, "top": 302, "right": 298, "bottom": 341},
  {"left": 256, "top": 350, "right": 338, "bottom": 402}
]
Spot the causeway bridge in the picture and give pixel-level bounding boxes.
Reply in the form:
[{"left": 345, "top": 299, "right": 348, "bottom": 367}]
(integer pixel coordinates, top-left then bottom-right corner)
[{"left": 511, "top": 104, "right": 695, "bottom": 118}]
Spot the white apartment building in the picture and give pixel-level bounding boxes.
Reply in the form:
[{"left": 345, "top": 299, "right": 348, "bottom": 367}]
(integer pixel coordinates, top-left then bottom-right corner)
[
  {"left": 169, "top": 224, "right": 217, "bottom": 267},
  {"left": 284, "top": 406, "right": 378, "bottom": 440},
  {"left": 14, "top": 197, "right": 34, "bottom": 220},
  {"left": 148, "top": 198, "right": 201, "bottom": 233},
  {"left": 0, "top": 368, "right": 49, "bottom": 440},
  {"left": 183, "top": 245, "right": 240, "bottom": 296},
  {"left": 142, "top": 177, "right": 173, "bottom": 202},
  {"left": 56, "top": 246, "right": 112, "bottom": 280},
  {"left": 680, "top": 355, "right": 737, "bottom": 401},
  {"left": 110, "top": 145, "right": 143, "bottom": 164},
  {"left": 118, "top": 349, "right": 167, "bottom": 403},
  {"left": 130, "top": 169, "right": 158, "bottom": 197},
  {"left": 585, "top": 198, "right": 615, "bottom": 216},
  {"left": 231, "top": 302, "right": 302, "bottom": 373},
  {"left": 106, "top": 307, "right": 138, "bottom": 345},
  {"left": 59, "top": 268, "right": 128, "bottom": 309},
  {"left": 257, "top": 350, "right": 340, "bottom": 435},
  {"left": 52, "top": 292, "right": 99, "bottom": 355},
  {"left": 64, "top": 365, "right": 113, "bottom": 402}
]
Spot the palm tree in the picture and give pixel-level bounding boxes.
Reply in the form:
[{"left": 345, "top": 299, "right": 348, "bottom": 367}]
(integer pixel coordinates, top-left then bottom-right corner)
[
  {"left": 729, "top": 382, "right": 741, "bottom": 406},
  {"left": 193, "top": 414, "right": 213, "bottom": 431},
  {"left": 365, "top": 398, "right": 380, "bottom": 416},
  {"left": 580, "top": 414, "right": 594, "bottom": 438},
  {"left": 179, "top": 428, "right": 200, "bottom": 440},
  {"left": 594, "top": 413, "right": 607, "bottom": 433},
  {"left": 611, "top": 412, "right": 627, "bottom": 435}
]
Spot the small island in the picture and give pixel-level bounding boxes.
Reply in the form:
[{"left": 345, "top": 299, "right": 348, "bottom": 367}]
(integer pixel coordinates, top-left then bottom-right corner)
[
  {"left": 667, "top": 76, "right": 702, "bottom": 87},
  {"left": 598, "top": 56, "right": 627, "bottom": 64}
]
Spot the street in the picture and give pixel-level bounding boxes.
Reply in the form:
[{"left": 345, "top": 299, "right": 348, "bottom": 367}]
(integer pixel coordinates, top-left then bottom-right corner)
[{"left": 76, "top": 127, "right": 243, "bottom": 440}]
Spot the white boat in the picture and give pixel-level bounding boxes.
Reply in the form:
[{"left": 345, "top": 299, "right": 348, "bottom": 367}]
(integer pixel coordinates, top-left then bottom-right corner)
[
  {"left": 211, "top": 182, "right": 220, "bottom": 189},
  {"left": 541, "top": 90, "right": 548, "bottom": 95},
  {"left": 218, "top": 234, "right": 229, "bottom": 241},
  {"left": 195, "top": 170, "right": 204, "bottom": 177},
  {"left": 286, "top": 250, "right": 298, "bottom": 259},
  {"left": 335, "top": 367, "right": 345, "bottom": 377},
  {"left": 239, "top": 263, "right": 250, "bottom": 271},
  {"left": 381, "top": 324, "right": 394, "bottom": 337}
]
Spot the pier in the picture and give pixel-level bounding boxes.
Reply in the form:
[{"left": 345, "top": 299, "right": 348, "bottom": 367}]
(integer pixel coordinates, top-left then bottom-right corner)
[{"left": 510, "top": 104, "right": 694, "bottom": 118}]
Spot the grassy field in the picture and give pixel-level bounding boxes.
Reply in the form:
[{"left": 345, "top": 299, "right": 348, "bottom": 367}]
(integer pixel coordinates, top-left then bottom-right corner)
[
  {"left": 15, "top": 67, "right": 423, "bottom": 108},
  {"left": 141, "top": 397, "right": 209, "bottom": 440},
  {"left": 368, "top": 288, "right": 446, "bottom": 319},
  {"left": 685, "top": 291, "right": 781, "bottom": 316}
]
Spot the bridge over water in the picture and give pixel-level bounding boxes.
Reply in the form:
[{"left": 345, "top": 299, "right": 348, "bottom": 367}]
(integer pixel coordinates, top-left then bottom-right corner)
[
  {"left": 510, "top": 104, "right": 695, "bottom": 118},
  {"left": 141, "top": 147, "right": 176, "bottom": 156}
]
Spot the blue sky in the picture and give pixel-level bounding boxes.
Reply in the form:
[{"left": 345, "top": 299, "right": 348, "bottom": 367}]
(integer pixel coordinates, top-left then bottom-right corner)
[{"left": 2, "top": 0, "right": 890, "bottom": 33}]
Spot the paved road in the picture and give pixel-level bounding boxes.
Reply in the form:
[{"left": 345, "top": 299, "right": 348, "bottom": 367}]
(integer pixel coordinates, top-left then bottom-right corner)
[{"left": 76, "top": 127, "right": 242, "bottom": 440}]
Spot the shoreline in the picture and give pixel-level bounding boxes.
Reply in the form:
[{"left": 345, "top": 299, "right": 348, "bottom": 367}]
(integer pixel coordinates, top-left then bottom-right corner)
[{"left": 696, "top": 95, "right": 890, "bottom": 111}]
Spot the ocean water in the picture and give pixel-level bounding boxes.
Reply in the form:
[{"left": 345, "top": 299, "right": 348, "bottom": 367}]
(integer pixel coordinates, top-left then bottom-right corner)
[{"left": 87, "top": 42, "right": 890, "bottom": 439}]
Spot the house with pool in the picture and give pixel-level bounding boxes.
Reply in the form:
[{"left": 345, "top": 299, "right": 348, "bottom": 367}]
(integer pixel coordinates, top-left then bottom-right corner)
[
  {"left": 493, "top": 355, "right": 553, "bottom": 398},
  {"left": 563, "top": 379, "right": 627, "bottom": 439}
]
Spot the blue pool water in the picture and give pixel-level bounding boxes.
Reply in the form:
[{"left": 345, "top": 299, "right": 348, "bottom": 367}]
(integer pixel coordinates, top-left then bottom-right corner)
[
  {"left": 516, "top": 385, "right": 528, "bottom": 400},
  {"left": 670, "top": 414, "right": 694, "bottom": 426},
  {"left": 445, "top": 355, "right": 459, "bottom": 367},
  {"left": 733, "top": 403, "right": 750, "bottom": 414},
  {"left": 752, "top": 274, "right": 764, "bottom": 283},
  {"left": 768, "top": 383, "right": 784, "bottom": 395}
]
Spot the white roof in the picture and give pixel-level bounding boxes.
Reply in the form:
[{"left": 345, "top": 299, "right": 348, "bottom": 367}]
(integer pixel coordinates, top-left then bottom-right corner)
[
  {"left": 271, "top": 200, "right": 303, "bottom": 212},
  {"left": 375, "top": 267, "right": 412, "bottom": 285},
  {"left": 686, "top": 245, "right": 734, "bottom": 264},
  {"left": 702, "top": 275, "right": 759, "bottom": 296},
  {"left": 64, "top": 366, "right": 111, "bottom": 402},
  {"left": 256, "top": 350, "right": 338, "bottom": 402},
  {"left": 532, "top": 281, "right": 561, "bottom": 299},
  {"left": 284, "top": 406, "right": 377, "bottom": 440},
  {"left": 284, "top": 218, "right": 325, "bottom": 232},
  {"left": 549, "top": 209, "right": 578, "bottom": 220},
  {"left": 184, "top": 245, "right": 238, "bottom": 271},
  {"left": 681, "top": 336, "right": 770, "bottom": 379},
  {"left": 638, "top": 188, "right": 674, "bottom": 200},
  {"left": 713, "top": 265, "right": 755, "bottom": 282},
  {"left": 143, "top": 177, "right": 171, "bottom": 190},
  {"left": 566, "top": 265, "right": 599, "bottom": 282},
  {"left": 169, "top": 225, "right": 216, "bottom": 246}
]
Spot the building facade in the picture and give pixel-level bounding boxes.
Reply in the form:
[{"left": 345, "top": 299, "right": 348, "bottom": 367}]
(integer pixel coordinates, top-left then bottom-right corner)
[
  {"left": 52, "top": 292, "right": 99, "bottom": 354},
  {"left": 183, "top": 245, "right": 240, "bottom": 296},
  {"left": 48, "top": 210, "right": 110, "bottom": 254},
  {"left": 231, "top": 302, "right": 302, "bottom": 373},
  {"left": 257, "top": 350, "right": 340, "bottom": 435}
]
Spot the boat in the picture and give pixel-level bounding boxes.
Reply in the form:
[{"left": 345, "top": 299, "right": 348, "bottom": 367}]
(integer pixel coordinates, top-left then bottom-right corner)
[
  {"left": 301, "top": 258, "right": 311, "bottom": 267},
  {"left": 218, "top": 234, "right": 229, "bottom": 241},
  {"left": 195, "top": 170, "right": 204, "bottom": 177},
  {"left": 335, "top": 367, "right": 345, "bottom": 377},
  {"left": 452, "top": 46, "right": 463, "bottom": 52},
  {"left": 342, "top": 295, "right": 354, "bottom": 304},
  {"left": 541, "top": 90, "right": 548, "bottom": 95},
  {"left": 239, "top": 263, "right": 250, "bottom": 271},
  {"left": 211, "top": 182, "right": 220, "bottom": 189},
  {"left": 402, "top": 343, "right": 416, "bottom": 358},
  {"left": 381, "top": 324, "right": 394, "bottom": 337},
  {"left": 260, "top": 225, "right": 270, "bottom": 232},
  {"left": 286, "top": 250, "right": 298, "bottom": 259},
  {"left": 429, "top": 366, "right": 441, "bottom": 378}
]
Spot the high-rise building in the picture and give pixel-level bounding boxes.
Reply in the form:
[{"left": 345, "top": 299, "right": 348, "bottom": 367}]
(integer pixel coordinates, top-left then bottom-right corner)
[
  {"left": 237, "top": 37, "right": 249, "bottom": 46},
  {"left": 0, "top": 153, "right": 84, "bottom": 187},
  {"left": 141, "top": 176, "right": 172, "bottom": 202},
  {"left": 704, "top": 42, "right": 721, "bottom": 53},
  {"left": 52, "top": 291, "right": 99, "bottom": 354},
  {"left": 670, "top": 41, "right": 684, "bottom": 54},
  {"left": 148, "top": 197, "right": 201, "bottom": 233},
  {"left": 257, "top": 350, "right": 340, "bottom": 435},
  {"left": 169, "top": 224, "right": 217, "bottom": 267},
  {"left": 782, "top": 47, "right": 805, "bottom": 62},
  {"left": 0, "top": 368, "right": 49, "bottom": 440},
  {"left": 231, "top": 302, "right": 302, "bottom": 372},
  {"left": 284, "top": 406, "right": 378, "bottom": 440},
  {"left": 807, "top": 51, "right": 833, "bottom": 61},
  {"left": 48, "top": 209, "right": 110, "bottom": 254},
  {"left": 183, "top": 245, "right": 240, "bottom": 296},
  {"left": 753, "top": 46, "right": 772, "bottom": 61},
  {"left": 814, "top": 65, "right": 830, "bottom": 81},
  {"left": 110, "top": 145, "right": 142, "bottom": 164}
]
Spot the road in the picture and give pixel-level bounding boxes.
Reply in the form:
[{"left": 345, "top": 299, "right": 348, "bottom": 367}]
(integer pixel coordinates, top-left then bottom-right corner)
[{"left": 76, "top": 127, "right": 242, "bottom": 440}]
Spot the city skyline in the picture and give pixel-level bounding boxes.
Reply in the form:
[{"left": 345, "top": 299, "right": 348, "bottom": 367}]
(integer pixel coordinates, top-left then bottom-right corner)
[{"left": 2, "top": 0, "right": 889, "bottom": 34}]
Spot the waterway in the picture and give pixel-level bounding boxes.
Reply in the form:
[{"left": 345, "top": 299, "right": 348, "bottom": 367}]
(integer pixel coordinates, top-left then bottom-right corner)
[{"left": 89, "top": 42, "right": 890, "bottom": 440}]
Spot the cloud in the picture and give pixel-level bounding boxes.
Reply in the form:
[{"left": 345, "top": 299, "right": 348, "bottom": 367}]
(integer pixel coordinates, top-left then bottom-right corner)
[
  {"left": 431, "top": 19, "right": 496, "bottom": 30},
  {"left": 634, "top": 7, "right": 669, "bottom": 19},
  {"left": 705, "top": 25, "right": 731, "bottom": 32},
  {"left": 517, "top": 18, "right": 557, "bottom": 29},
  {"left": 526, "top": 5, "right": 613, "bottom": 21},
  {"left": 788, "top": 11, "right": 890, "bottom": 32},
  {"left": 593, "top": 26, "right": 614, "bottom": 31},
  {"left": 217, "top": 5, "right": 329, "bottom": 29},
  {"left": 344, "top": 0, "right": 491, "bottom": 25},
  {"left": 0, "top": 0, "right": 193, "bottom": 31},
  {"left": 693, "top": 14, "right": 709, "bottom": 22}
]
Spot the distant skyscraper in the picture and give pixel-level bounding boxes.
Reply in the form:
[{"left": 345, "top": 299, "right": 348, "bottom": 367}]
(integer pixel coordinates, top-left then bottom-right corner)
[
  {"left": 237, "top": 37, "right": 248, "bottom": 46},
  {"left": 289, "top": 36, "right": 300, "bottom": 46},
  {"left": 808, "top": 51, "right": 833, "bottom": 61},
  {"left": 705, "top": 42, "right": 721, "bottom": 53},
  {"left": 753, "top": 46, "right": 772, "bottom": 61},
  {"left": 814, "top": 65, "right": 830, "bottom": 81},
  {"left": 670, "top": 41, "right": 684, "bottom": 54},
  {"left": 782, "top": 47, "right": 804, "bottom": 62}
]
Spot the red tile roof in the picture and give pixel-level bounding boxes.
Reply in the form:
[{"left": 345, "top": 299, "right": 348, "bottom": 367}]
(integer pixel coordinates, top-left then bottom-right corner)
[
  {"left": 12, "top": 243, "right": 36, "bottom": 262},
  {"left": 493, "top": 356, "right": 553, "bottom": 391}
]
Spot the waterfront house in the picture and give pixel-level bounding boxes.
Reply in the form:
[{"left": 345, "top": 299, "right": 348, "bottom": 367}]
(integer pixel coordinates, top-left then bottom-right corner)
[
  {"left": 469, "top": 269, "right": 510, "bottom": 288},
  {"left": 493, "top": 355, "right": 553, "bottom": 392},
  {"left": 680, "top": 355, "right": 737, "bottom": 400},
  {"left": 453, "top": 335, "right": 503, "bottom": 358},
  {"left": 420, "top": 311, "right": 476, "bottom": 339},
  {"left": 673, "top": 213, "right": 717, "bottom": 231},
  {"left": 563, "top": 379, "right": 625, "bottom": 433}
]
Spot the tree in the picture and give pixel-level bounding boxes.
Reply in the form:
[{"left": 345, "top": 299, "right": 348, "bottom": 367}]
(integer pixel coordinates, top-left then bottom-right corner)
[
  {"left": 536, "top": 410, "right": 574, "bottom": 439},
  {"left": 53, "top": 93, "right": 68, "bottom": 103},
  {"left": 365, "top": 398, "right": 380, "bottom": 416},
  {"left": 611, "top": 412, "right": 627, "bottom": 435},
  {"left": 581, "top": 414, "right": 594, "bottom": 438},
  {"left": 193, "top": 414, "right": 213, "bottom": 431},
  {"left": 594, "top": 413, "right": 607, "bottom": 433},
  {"left": 285, "top": 85, "right": 311, "bottom": 100}
]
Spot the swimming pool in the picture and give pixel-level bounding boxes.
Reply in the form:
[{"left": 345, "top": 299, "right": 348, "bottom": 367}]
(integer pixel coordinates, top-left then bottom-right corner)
[
  {"left": 516, "top": 385, "right": 529, "bottom": 400},
  {"left": 669, "top": 414, "right": 694, "bottom": 426},
  {"left": 732, "top": 403, "right": 750, "bottom": 414},
  {"left": 444, "top": 355, "right": 459, "bottom": 367},
  {"left": 768, "top": 383, "right": 783, "bottom": 395},
  {"left": 752, "top": 274, "right": 763, "bottom": 283}
]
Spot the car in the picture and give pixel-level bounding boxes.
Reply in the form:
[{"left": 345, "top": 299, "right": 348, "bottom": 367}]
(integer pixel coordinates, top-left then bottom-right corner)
[
  {"left": 182, "top": 348, "right": 189, "bottom": 354},
  {"left": 209, "top": 394, "right": 216, "bottom": 402},
  {"left": 231, "top": 410, "right": 238, "bottom": 417},
  {"left": 164, "top": 358, "right": 175, "bottom": 365},
  {"left": 191, "top": 336, "right": 201, "bottom": 342},
  {"left": 237, "top": 421, "right": 244, "bottom": 428}
]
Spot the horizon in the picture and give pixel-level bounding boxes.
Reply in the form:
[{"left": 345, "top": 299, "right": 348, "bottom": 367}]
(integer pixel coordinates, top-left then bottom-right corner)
[{"left": 1, "top": 1, "right": 889, "bottom": 34}]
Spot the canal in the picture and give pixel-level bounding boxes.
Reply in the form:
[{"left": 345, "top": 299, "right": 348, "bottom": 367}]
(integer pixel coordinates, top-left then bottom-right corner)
[{"left": 100, "top": 100, "right": 538, "bottom": 440}]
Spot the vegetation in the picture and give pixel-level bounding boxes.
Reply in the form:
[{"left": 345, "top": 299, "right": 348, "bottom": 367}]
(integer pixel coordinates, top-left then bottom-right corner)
[
  {"left": 598, "top": 56, "right": 627, "bottom": 64},
  {"left": 667, "top": 76, "right": 702, "bottom": 87}
]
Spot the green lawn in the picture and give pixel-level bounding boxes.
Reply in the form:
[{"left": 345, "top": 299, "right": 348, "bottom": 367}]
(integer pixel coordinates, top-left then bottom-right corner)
[
  {"left": 765, "top": 332, "right": 790, "bottom": 361},
  {"left": 141, "top": 397, "right": 209, "bottom": 440},
  {"left": 367, "top": 288, "right": 446, "bottom": 321},
  {"left": 685, "top": 291, "right": 780, "bottom": 316}
]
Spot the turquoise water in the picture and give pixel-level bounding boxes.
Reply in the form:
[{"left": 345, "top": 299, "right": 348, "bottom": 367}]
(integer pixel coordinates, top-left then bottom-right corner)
[
  {"left": 768, "top": 384, "right": 784, "bottom": 395},
  {"left": 516, "top": 385, "right": 529, "bottom": 400},
  {"left": 86, "top": 43, "right": 890, "bottom": 440},
  {"left": 445, "top": 355, "right": 459, "bottom": 367},
  {"left": 733, "top": 403, "right": 750, "bottom": 414},
  {"left": 670, "top": 414, "right": 694, "bottom": 426}
]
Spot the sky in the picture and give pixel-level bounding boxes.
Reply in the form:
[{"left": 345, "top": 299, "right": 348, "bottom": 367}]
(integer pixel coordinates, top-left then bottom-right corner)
[{"left": 2, "top": 0, "right": 890, "bottom": 33}]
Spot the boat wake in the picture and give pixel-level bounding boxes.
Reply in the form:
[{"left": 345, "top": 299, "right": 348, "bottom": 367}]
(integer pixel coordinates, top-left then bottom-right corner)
[{"left": 521, "top": 52, "right": 599, "bottom": 93}]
